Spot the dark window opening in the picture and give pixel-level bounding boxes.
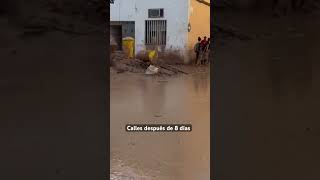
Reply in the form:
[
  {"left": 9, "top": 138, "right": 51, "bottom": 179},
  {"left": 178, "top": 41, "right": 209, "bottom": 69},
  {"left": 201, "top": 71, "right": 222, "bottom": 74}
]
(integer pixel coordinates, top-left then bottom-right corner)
[{"left": 148, "top": 9, "right": 164, "bottom": 18}]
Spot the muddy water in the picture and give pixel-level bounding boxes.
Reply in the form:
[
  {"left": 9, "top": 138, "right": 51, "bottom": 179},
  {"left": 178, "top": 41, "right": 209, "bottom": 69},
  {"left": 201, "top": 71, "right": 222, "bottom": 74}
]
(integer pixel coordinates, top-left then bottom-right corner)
[{"left": 110, "top": 70, "right": 210, "bottom": 180}]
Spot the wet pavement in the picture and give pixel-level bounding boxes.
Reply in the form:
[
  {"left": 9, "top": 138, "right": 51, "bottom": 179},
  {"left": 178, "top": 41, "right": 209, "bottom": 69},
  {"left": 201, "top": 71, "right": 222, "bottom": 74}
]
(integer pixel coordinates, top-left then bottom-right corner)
[{"left": 110, "top": 69, "right": 210, "bottom": 180}]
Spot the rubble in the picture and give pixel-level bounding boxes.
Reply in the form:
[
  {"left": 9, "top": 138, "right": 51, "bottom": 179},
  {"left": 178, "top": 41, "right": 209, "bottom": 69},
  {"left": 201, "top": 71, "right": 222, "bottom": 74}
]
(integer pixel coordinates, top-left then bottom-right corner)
[
  {"left": 111, "top": 51, "right": 149, "bottom": 74},
  {"left": 145, "top": 65, "right": 159, "bottom": 75},
  {"left": 110, "top": 51, "right": 189, "bottom": 76}
]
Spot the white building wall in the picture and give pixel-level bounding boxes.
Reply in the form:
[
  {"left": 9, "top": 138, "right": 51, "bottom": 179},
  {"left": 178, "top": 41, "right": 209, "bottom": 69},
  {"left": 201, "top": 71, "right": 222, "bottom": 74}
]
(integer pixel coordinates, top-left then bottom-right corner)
[{"left": 110, "top": 0, "right": 190, "bottom": 58}]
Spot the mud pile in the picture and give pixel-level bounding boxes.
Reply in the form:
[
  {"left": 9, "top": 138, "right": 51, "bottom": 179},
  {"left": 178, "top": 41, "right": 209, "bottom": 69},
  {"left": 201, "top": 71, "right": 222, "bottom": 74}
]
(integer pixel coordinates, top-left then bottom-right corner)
[
  {"left": 135, "top": 51, "right": 186, "bottom": 65},
  {"left": 110, "top": 51, "right": 189, "bottom": 76},
  {"left": 111, "top": 51, "right": 149, "bottom": 74}
]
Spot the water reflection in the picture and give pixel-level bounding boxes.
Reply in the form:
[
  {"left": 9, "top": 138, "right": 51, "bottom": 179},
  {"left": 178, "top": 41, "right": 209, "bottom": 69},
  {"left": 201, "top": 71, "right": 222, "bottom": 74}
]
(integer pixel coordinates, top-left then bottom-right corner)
[
  {"left": 110, "top": 72, "right": 210, "bottom": 180},
  {"left": 136, "top": 78, "right": 167, "bottom": 117}
]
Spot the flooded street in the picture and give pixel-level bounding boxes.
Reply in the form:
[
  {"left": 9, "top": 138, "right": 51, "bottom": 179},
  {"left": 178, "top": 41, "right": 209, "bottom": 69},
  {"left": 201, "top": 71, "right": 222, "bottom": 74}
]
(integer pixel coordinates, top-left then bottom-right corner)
[{"left": 110, "top": 69, "right": 210, "bottom": 179}]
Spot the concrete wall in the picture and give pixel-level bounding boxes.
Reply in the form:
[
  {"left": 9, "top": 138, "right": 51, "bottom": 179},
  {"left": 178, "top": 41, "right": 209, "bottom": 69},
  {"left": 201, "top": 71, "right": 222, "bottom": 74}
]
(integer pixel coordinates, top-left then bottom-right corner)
[
  {"left": 187, "top": 0, "right": 210, "bottom": 60},
  {"left": 110, "top": 0, "right": 189, "bottom": 57}
]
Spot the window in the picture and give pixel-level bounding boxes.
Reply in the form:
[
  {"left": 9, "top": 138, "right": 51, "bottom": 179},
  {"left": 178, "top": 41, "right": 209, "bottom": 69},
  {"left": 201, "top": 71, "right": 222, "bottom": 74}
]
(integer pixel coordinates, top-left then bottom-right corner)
[
  {"left": 148, "top": 9, "right": 164, "bottom": 18},
  {"left": 145, "top": 20, "right": 167, "bottom": 45}
]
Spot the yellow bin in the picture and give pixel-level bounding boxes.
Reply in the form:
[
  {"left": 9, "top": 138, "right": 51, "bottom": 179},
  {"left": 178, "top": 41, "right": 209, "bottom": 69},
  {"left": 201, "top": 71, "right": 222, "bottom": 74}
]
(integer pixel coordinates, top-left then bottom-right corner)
[
  {"left": 122, "top": 37, "right": 135, "bottom": 58},
  {"left": 148, "top": 50, "right": 157, "bottom": 61}
]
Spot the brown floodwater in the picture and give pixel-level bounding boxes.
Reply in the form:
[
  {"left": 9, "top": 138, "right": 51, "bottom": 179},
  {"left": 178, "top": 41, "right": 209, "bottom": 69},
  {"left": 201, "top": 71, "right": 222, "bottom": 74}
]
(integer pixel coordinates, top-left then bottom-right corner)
[{"left": 110, "top": 69, "right": 210, "bottom": 180}]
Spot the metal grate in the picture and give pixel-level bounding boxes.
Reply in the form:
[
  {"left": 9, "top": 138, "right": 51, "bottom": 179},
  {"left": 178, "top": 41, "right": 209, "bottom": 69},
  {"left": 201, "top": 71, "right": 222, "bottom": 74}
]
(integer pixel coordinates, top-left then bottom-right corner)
[{"left": 145, "top": 20, "right": 167, "bottom": 45}]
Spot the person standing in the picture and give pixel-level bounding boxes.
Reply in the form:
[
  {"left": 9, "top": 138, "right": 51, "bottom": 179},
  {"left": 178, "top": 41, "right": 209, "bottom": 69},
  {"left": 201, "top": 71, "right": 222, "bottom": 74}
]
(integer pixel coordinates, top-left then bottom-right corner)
[
  {"left": 206, "top": 37, "right": 211, "bottom": 50},
  {"left": 200, "top": 36, "right": 208, "bottom": 51},
  {"left": 204, "top": 37, "right": 211, "bottom": 65},
  {"left": 194, "top": 37, "right": 202, "bottom": 65},
  {"left": 200, "top": 36, "right": 208, "bottom": 65}
]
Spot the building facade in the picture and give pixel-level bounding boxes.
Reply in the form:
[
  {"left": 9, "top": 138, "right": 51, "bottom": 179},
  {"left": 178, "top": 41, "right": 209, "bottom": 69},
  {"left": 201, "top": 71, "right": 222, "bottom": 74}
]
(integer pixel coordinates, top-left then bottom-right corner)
[{"left": 110, "top": 0, "right": 210, "bottom": 63}]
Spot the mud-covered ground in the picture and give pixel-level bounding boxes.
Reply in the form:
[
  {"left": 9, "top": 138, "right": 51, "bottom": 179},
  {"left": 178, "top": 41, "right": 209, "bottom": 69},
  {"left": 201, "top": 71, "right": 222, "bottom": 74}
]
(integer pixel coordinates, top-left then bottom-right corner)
[{"left": 110, "top": 50, "right": 210, "bottom": 76}]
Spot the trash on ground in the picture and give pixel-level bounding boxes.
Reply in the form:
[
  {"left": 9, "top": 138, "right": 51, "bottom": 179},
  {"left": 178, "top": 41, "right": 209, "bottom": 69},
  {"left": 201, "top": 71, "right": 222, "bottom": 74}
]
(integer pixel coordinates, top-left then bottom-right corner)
[{"left": 145, "top": 65, "right": 159, "bottom": 75}]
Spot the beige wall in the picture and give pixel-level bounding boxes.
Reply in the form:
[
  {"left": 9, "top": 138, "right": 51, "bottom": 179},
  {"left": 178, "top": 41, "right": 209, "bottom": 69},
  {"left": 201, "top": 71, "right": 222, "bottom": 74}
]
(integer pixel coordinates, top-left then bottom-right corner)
[{"left": 187, "top": 0, "right": 210, "bottom": 59}]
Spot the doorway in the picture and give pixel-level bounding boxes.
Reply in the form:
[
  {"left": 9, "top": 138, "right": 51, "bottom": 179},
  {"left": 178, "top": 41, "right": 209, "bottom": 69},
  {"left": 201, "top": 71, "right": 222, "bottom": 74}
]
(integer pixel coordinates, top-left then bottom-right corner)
[{"left": 110, "top": 25, "right": 122, "bottom": 50}]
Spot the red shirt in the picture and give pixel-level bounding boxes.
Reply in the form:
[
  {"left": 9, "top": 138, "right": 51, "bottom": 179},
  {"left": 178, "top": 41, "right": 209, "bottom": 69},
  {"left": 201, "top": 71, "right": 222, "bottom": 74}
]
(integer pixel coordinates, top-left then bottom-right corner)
[{"left": 200, "top": 40, "right": 208, "bottom": 51}]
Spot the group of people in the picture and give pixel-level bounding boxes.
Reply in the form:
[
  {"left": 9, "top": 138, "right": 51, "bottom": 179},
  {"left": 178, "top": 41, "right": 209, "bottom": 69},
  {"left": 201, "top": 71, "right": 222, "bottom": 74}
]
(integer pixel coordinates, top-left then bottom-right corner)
[{"left": 194, "top": 36, "right": 211, "bottom": 65}]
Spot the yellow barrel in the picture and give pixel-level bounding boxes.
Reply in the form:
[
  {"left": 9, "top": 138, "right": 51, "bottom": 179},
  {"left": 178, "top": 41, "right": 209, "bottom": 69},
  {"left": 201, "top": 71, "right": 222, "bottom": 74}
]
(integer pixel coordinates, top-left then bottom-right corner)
[{"left": 122, "top": 37, "right": 135, "bottom": 58}]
